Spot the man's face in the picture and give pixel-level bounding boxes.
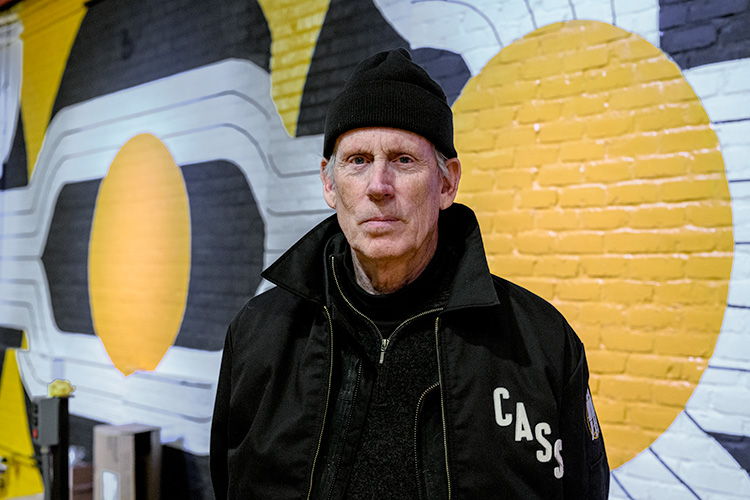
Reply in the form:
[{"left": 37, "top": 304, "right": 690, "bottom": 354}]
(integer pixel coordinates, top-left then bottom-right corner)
[{"left": 321, "top": 127, "right": 460, "bottom": 267}]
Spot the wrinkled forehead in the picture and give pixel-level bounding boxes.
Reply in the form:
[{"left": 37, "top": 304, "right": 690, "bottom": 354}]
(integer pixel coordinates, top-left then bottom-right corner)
[{"left": 333, "top": 127, "right": 435, "bottom": 157}]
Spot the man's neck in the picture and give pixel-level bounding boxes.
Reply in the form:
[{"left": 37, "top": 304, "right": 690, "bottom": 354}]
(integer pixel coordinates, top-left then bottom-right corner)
[{"left": 350, "top": 241, "right": 437, "bottom": 295}]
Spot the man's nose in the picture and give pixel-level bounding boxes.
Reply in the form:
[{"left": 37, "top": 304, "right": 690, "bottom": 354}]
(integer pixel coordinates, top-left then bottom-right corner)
[{"left": 365, "top": 160, "right": 395, "bottom": 200}]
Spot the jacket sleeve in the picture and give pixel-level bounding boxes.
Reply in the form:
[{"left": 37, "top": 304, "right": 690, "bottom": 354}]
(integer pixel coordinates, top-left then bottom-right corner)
[
  {"left": 210, "top": 326, "right": 233, "bottom": 499},
  {"left": 561, "top": 329, "right": 610, "bottom": 499}
]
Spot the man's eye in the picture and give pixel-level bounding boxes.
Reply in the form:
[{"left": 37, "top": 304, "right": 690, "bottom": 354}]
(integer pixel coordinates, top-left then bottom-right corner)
[
  {"left": 352, "top": 157, "right": 366, "bottom": 165},
  {"left": 397, "top": 156, "right": 412, "bottom": 164}
]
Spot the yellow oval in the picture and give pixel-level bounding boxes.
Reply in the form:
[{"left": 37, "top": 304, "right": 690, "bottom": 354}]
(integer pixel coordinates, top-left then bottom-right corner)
[
  {"left": 89, "top": 134, "right": 191, "bottom": 376},
  {"left": 453, "top": 21, "right": 733, "bottom": 467}
]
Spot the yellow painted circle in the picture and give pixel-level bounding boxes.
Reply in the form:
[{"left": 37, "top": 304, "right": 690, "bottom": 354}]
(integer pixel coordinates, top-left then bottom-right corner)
[
  {"left": 453, "top": 21, "right": 733, "bottom": 467},
  {"left": 89, "top": 134, "right": 191, "bottom": 376}
]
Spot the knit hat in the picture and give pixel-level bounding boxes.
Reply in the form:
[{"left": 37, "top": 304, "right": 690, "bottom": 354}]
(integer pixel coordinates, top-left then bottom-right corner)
[{"left": 323, "top": 48, "right": 457, "bottom": 159}]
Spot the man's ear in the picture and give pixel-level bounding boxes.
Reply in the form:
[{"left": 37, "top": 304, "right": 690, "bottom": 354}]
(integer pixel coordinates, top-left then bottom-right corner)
[
  {"left": 321, "top": 158, "right": 336, "bottom": 210},
  {"left": 439, "top": 157, "right": 461, "bottom": 210}
]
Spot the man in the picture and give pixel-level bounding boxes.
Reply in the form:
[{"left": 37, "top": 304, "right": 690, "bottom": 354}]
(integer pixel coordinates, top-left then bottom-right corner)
[{"left": 211, "top": 48, "right": 609, "bottom": 499}]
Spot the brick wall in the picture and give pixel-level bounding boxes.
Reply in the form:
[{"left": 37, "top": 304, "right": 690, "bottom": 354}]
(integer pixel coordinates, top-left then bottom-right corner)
[
  {"left": 453, "top": 20, "right": 733, "bottom": 469},
  {"left": 1, "top": 0, "right": 749, "bottom": 499},
  {"left": 660, "top": 0, "right": 750, "bottom": 69}
]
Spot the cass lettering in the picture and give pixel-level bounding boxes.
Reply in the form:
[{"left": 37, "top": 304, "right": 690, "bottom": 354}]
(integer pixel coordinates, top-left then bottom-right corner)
[{"left": 492, "top": 386, "right": 564, "bottom": 478}]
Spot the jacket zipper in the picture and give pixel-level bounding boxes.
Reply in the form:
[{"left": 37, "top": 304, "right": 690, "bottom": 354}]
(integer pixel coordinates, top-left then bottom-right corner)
[
  {"left": 331, "top": 256, "right": 442, "bottom": 365},
  {"left": 413, "top": 382, "right": 439, "bottom": 500},
  {"left": 434, "top": 317, "right": 452, "bottom": 499},
  {"left": 307, "top": 305, "right": 335, "bottom": 500},
  {"left": 385, "top": 308, "right": 443, "bottom": 363}
]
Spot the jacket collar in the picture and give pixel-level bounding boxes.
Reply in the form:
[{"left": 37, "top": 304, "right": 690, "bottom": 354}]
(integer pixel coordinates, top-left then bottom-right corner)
[{"left": 261, "top": 203, "right": 499, "bottom": 311}]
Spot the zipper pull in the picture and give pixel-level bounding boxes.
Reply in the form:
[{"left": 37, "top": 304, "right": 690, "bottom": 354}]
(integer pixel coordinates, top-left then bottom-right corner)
[{"left": 379, "top": 338, "right": 389, "bottom": 364}]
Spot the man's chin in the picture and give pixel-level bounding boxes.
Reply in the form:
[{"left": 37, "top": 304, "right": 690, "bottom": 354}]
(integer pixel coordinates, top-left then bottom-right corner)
[{"left": 353, "top": 240, "right": 405, "bottom": 262}]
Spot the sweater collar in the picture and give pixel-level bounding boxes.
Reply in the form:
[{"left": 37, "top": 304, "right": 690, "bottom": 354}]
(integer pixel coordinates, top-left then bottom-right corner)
[{"left": 261, "top": 203, "right": 500, "bottom": 311}]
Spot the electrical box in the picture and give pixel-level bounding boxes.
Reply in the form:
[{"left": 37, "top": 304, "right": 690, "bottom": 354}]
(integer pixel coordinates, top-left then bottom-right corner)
[
  {"left": 93, "top": 424, "right": 161, "bottom": 500},
  {"left": 32, "top": 397, "right": 67, "bottom": 446}
]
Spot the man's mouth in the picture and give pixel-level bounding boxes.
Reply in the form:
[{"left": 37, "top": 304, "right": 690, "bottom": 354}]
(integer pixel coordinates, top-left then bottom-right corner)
[
  {"left": 361, "top": 216, "right": 401, "bottom": 229},
  {"left": 363, "top": 216, "right": 399, "bottom": 223}
]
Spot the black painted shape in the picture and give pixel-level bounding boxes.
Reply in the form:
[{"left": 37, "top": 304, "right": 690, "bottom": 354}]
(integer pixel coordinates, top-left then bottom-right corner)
[
  {"left": 0, "top": 327, "right": 24, "bottom": 376},
  {"left": 410, "top": 47, "right": 471, "bottom": 106},
  {"left": 710, "top": 431, "right": 750, "bottom": 473},
  {"left": 296, "top": 0, "right": 470, "bottom": 138},
  {"left": 51, "top": 0, "right": 271, "bottom": 118},
  {"left": 659, "top": 0, "right": 750, "bottom": 70},
  {"left": 1, "top": 109, "right": 28, "bottom": 190},
  {"left": 177, "top": 161, "right": 264, "bottom": 351},
  {"left": 41, "top": 180, "right": 100, "bottom": 335},
  {"left": 0, "top": 327, "right": 23, "bottom": 348}
]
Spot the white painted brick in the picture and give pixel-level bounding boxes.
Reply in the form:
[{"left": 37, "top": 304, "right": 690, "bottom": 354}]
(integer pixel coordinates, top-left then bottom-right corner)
[
  {"left": 725, "top": 76, "right": 750, "bottom": 95},
  {"left": 620, "top": 448, "right": 677, "bottom": 478},
  {"left": 722, "top": 145, "right": 750, "bottom": 181},
  {"left": 613, "top": 0, "right": 658, "bottom": 39},
  {"left": 698, "top": 366, "right": 747, "bottom": 385},
  {"left": 574, "top": 0, "right": 615, "bottom": 24},
  {"left": 533, "top": 0, "right": 575, "bottom": 27},
  {"left": 651, "top": 413, "right": 750, "bottom": 497},
  {"left": 703, "top": 491, "right": 750, "bottom": 500},
  {"left": 652, "top": 430, "right": 712, "bottom": 458},
  {"left": 725, "top": 252, "right": 750, "bottom": 294},
  {"left": 612, "top": 450, "right": 696, "bottom": 499},
  {"left": 490, "top": 0, "right": 535, "bottom": 22},
  {"left": 496, "top": 17, "right": 536, "bottom": 49},
  {"left": 613, "top": 0, "right": 658, "bottom": 15},
  {"left": 684, "top": 67, "right": 721, "bottom": 99},
  {"left": 730, "top": 202, "right": 750, "bottom": 241},
  {"left": 607, "top": 479, "right": 630, "bottom": 499},
  {"left": 727, "top": 278, "right": 750, "bottom": 305},
  {"left": 681, "top": 460, "right": 750, "bottom": 498},
  {"left": 617, "top": 10, "right": 658, "bottom": 41},
  {"left": 535, "top": 8, "right": 575, "bottom": 28},
  {"left": 685, "top": 59, "right": 750, "bottom": 96},
  {"left": 700, "top": 385, "right": 750, "bottom": 417},
  {"left": 700, "top": 93, "right": 750, "bottom": 123},
  {"left": 715, "top": 121, "right": 750, "bottom": 148},
  {"left": 711, "top": 333, "right": 750, "bottom": 370},
  {"left": 713, "top": 60, "right": 750, "bottom": 95},
  {"left": 374, "top": 0, "right": 504, "bottom": 76},
  {"left": 729, "top": 180, "right": 750, "bottom": 202}
]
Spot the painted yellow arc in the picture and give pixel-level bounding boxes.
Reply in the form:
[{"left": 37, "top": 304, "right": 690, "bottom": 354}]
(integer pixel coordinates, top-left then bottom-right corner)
[{"left": 89, "top": 134, "right": 191, "bottom": 376}]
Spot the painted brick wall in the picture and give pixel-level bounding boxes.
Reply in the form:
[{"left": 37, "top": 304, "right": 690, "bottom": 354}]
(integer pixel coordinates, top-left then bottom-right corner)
[
  {"left": 660, "top": 0, "right": 750, "bottom": 69},
  {"left": 1, "top": 1, "right": 749, "bottom": 499},
  {"left": 259, "top": 0, "right": 331, "bottom": 135},
  {"left": 17, "top": 0, "right": 85, "bottom": 176},
  {"left": 453, "top": 19, "right": 733, "bottom": 471}
]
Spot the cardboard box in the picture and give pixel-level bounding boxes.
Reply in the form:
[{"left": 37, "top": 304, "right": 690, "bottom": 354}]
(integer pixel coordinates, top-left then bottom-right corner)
[{"left": 93, "top": 424, "right": 161, "bottom": 500}]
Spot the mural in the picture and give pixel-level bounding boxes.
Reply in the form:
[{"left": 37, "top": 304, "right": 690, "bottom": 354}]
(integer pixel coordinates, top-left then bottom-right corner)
[{"left": 0, "top": 0, "right": 748, "bottom": 498}]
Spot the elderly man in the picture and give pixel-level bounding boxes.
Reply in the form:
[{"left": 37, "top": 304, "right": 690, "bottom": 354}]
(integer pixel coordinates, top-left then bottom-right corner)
[{"left": 210, "top": 48, "right": 609, "bottom": 499}]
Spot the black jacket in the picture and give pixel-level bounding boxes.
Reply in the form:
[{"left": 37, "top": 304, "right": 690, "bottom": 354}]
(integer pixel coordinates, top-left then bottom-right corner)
[{"left": 210, "top": 204, "right": 609, "bottom": 499}]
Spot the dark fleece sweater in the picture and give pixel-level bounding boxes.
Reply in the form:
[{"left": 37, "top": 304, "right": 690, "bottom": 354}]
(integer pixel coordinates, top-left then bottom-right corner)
[{"left": 333, "top": 244, "right": 455, "bottom": 498}]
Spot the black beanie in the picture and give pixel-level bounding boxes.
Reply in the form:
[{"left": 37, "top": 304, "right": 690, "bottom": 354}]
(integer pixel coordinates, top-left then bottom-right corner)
[{"left": 323, "top": 48, "right": 457, "bottom": 159}]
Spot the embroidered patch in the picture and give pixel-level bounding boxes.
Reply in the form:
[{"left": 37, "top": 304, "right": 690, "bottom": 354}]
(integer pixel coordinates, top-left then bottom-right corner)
[{"left": 585, "top": 388, "right": 601, "bottom": 440}]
